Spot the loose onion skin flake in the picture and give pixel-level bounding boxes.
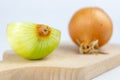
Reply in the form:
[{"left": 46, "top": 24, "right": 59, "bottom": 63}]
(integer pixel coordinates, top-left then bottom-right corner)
[{"left": 69, "top": 7, "right": 113, "bottom": 54}]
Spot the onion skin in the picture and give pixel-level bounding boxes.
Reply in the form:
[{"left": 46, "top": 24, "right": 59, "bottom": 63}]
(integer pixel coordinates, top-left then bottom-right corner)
[{"left": 69, "top": 7, "right": 113, "bottom": 47}]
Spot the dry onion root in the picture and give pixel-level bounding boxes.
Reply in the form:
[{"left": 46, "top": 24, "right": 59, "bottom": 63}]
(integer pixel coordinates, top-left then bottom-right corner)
[
  {"left": 76, "top": 39, "right": 106, "bottom": 54},
  {"left": 69, "top": 7, "right": 113, "bottom": 54}
]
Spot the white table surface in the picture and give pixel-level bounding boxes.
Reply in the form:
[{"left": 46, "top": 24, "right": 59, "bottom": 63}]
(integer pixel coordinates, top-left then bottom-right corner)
[{"left": 0, "top": 0, "right": 120, "bottom": 80}]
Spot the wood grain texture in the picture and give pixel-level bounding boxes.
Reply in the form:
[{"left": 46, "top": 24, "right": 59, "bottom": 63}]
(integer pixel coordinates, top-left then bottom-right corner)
[{"left": 0, "top": 42, "right": 120, "bottom": 80}]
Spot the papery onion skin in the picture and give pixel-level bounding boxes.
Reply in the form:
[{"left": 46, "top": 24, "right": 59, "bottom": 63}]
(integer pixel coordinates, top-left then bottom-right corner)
[{"left": 69, "top": 7, "right": 113, "bottom": 47}]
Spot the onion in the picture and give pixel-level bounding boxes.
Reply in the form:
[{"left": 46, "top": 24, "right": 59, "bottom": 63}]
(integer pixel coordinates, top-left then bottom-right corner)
[{"left": 69, "top": 7, "right": 113, "bottom": 54}]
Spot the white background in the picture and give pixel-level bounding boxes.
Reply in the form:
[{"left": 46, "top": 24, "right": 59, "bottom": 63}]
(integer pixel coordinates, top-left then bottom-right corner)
[{"left": 0, "top": 0, "right": 120, "bottom": 80}]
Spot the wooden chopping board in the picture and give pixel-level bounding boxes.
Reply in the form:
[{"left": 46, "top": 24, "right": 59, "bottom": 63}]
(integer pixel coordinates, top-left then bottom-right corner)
[{"left": 0, "top": 42, "right": 120, "bottom": 80}]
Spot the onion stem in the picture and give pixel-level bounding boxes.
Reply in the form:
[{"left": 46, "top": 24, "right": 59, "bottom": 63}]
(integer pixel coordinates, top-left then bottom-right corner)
[{"left": 37, "top": 25, "right": 50, "bottom": 37}]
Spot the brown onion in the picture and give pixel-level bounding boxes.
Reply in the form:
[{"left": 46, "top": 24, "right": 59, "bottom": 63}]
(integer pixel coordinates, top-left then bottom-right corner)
[{"left": 69, "top": 7, "right": 113, "bottom": 54}]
